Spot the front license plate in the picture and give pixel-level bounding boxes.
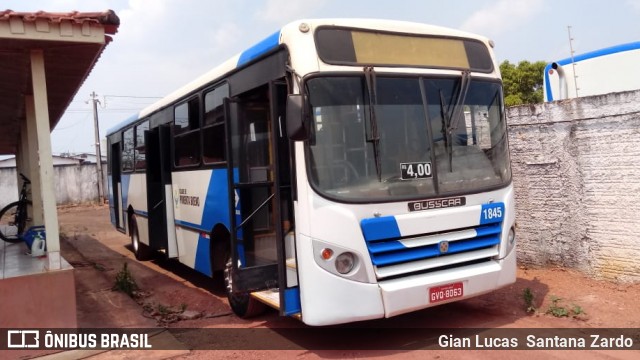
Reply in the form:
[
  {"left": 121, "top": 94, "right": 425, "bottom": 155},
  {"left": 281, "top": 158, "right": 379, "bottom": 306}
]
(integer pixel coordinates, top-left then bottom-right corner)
[{"left": 429, "top": 282, "right": 464, "bottom": 303}]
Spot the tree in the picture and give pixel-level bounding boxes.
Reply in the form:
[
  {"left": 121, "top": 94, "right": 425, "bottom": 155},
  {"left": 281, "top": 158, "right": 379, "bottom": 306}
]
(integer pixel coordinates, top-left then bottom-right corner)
[{"left": 500, "top": 60, "right": 547, "bottom": 107}]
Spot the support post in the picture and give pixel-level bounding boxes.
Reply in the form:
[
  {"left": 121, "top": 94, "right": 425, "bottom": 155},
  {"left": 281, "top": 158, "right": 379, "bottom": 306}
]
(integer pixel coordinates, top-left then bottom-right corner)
[
  {"left": 25, "top": 95, "right": 44, "bottom": 226},
  {"left": 30, "top": 49, "right": 61, "bottom": 270}
]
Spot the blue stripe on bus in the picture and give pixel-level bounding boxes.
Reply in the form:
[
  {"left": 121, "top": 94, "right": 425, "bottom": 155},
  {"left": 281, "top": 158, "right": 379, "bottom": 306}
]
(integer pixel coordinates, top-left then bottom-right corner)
[
  {"left": 133, "top": 209, "right": 148, "bottom": 218},
  {"left": 192, "top": 168, "right": 242, "bottom": 274},
  {"left": 194, "top": 234, "right": 212, "bottom": 277},
  {"left": 175, "top": 219, "right": 209, "bottom": 233},
  {"left": 366, "top": 223, "right": 503, "bottom": 254},
  {"left": 545, "top": 41, "right": 640, "bottom": 101},
  {"left": 360, "top": 216, "right": 402, "bottom": 242},
  {"left": 371, "top": 234, "right": 501, "bottom": 266},
  {"left": 284, "top": 287, "right": 301, "bottom": 316},
  {"left": 121, "top": 174, "right": 131, "bottom": 211},
  {"left": 201, "top": 169, "right": 233, "bottom": 232},
  {"left": 237, "top": 30, "right": 281, "bottom": 67}
]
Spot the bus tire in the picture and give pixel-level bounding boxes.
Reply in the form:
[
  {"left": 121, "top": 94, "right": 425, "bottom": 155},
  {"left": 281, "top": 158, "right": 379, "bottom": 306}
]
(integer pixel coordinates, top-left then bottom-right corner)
[
  {"left": 130, "top": 215, "right": 153, "bottom": 261},
  {"left": 224, "top": 257, "right": 266, "bottom": 318}
]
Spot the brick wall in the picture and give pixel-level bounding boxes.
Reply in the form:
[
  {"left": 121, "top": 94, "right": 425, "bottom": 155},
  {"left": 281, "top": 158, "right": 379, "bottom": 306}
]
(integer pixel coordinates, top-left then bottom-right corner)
[{"left": 507, "top": 90, "right": 640, "bottom": 282}]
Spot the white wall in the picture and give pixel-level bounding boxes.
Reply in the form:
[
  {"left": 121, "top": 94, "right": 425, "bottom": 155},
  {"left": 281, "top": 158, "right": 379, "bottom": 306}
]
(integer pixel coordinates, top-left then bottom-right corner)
[
  {"left": 508, "top": 89, "right": 640, "bottom": 282},
  {"left": 0, "top": 163, "right": 107, "bottom": 209}
]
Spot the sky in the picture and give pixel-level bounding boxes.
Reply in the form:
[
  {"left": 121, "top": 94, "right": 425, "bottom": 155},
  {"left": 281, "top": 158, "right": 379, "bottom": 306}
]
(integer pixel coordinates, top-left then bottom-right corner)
[{"left": 3, "top": 0, "right": 640, "bottom": 155}]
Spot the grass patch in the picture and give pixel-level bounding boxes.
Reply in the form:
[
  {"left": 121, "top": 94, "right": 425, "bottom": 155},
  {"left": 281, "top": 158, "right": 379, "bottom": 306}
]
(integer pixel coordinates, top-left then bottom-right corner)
[
  {"left": 156, "top": 303, "right": 170, "bottom": 316},
  {"left": 546, "top": 295, "right": 585, "bottom": 318},
  {"left": 112, "top": 262, "right": 138, "bottom": 297},
  {"left": 523, "top": 288, "right": 536, "bottom": 314}
]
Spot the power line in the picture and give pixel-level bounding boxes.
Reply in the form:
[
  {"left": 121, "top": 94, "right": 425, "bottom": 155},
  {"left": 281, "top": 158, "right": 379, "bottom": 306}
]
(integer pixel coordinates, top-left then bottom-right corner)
[
  {"left": 103, "top": 95, "right": 163, "bottom": 99},
  {"left": 66, "top": 108, "right": 147, "bottom": 112},
  {"left": 53, "top": 113, "right": 91, "bottom": 131}
]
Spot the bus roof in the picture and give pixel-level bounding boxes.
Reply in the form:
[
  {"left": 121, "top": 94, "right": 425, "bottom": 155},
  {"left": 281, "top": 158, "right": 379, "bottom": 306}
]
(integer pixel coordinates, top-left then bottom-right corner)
[{"left": 107, "top": 18, "right": 490, "bottom": 136}]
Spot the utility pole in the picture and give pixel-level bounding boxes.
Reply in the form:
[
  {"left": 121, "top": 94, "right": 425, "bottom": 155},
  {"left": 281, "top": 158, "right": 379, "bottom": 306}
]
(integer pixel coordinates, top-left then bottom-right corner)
[
  {"left": 567, "top": 26, "right": 579, "bottom": 97},
  {"left": 90, "top": 91, "right": 105, "bottom": 204}
]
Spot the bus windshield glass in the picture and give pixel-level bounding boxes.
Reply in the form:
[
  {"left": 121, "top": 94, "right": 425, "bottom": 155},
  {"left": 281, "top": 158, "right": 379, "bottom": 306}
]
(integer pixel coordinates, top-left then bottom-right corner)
[{"left": 305, "top": 75, "right": 511, "bottom": 202}]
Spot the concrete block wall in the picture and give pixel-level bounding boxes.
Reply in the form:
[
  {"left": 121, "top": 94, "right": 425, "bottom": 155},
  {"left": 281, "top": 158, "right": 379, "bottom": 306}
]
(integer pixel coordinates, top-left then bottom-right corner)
[{"left": 507, "top": 89, "right": 640, "bottom": 282}]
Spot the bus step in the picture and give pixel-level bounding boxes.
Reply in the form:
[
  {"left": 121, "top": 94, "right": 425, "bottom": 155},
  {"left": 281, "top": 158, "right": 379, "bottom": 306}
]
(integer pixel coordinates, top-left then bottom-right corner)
[
  {"left": 251, "top": 289, "right": 301, "bottom": 319},
  {"left": 252, "top": 289, "right": 280, "bottom": 310}
]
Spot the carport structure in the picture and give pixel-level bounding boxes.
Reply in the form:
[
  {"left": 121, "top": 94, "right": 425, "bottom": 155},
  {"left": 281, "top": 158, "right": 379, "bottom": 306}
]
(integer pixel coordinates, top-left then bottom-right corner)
[{"left": 0, "top": 10, "right": 119, "bottom": 328}]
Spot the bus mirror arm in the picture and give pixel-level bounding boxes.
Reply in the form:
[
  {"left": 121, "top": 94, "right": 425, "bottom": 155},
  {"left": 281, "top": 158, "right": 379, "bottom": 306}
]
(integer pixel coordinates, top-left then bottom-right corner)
[{"left": 286, "top": 94, "right": 309, "bottom": 141}]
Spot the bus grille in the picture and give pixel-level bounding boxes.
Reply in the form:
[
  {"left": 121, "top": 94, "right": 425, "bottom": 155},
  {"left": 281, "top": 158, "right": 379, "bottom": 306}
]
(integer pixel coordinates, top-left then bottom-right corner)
[{"left": 365, "top": 223, "right": 502, "bottom": 279}]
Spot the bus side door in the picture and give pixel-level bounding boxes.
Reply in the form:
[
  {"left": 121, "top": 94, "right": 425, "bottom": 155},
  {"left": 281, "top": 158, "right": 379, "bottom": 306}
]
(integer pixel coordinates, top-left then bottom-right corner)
[{"left": 226, "top": 80, "right": 298, "bottom": 315}]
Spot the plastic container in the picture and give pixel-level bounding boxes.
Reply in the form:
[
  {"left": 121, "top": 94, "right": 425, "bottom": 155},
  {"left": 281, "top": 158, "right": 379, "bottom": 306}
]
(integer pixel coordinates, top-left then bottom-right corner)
[{"left": 22, "top": 226, "right": 46, "bottom": 256}]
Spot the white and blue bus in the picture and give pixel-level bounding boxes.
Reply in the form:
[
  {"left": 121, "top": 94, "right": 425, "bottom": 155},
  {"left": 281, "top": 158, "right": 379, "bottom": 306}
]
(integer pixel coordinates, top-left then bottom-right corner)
[{"left": 106, "top": 19, "right": 516, "bottom": 326}]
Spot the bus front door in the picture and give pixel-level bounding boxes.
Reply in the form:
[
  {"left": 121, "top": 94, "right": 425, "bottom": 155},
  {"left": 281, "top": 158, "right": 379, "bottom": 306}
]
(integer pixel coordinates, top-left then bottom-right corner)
[{"left": 226, "top": 81, "right": 297, "bottom": 315}]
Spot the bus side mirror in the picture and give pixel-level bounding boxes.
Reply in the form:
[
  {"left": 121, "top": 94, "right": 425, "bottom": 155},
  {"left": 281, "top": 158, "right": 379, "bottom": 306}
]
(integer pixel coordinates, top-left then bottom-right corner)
[{"left": 286, "top": 94, "right": 308, "bottom": 141}]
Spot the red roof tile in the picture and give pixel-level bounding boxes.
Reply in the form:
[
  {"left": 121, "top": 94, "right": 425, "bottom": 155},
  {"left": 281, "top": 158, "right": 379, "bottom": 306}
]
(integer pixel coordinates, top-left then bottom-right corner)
[{"left": 0, "top": 9, "right": 119, "bottom": 34}]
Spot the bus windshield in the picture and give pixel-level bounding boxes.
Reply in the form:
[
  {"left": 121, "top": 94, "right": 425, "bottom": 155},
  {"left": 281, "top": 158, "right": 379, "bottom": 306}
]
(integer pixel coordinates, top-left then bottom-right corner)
[{"left": 305, "top": 75, "right": 511, "bottom": 202}]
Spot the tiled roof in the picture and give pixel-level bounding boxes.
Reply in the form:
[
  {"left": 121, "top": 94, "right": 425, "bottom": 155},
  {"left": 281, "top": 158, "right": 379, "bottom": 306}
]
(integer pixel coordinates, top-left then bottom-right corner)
[
  {"left": 0, "top": 9, "right": 119, "bottom": 34},
  {"left": 0, "top": 9, "right": 120, "bottom": 153}
]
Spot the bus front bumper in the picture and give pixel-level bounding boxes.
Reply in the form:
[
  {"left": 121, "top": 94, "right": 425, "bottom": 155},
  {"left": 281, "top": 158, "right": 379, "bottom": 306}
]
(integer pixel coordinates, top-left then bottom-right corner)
[{"left": 378, "top": 249, "right": 517, "bottom": 318}]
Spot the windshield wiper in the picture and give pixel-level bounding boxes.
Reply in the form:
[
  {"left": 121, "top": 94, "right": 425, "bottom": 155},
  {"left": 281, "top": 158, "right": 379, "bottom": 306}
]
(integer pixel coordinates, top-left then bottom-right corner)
[
  {"left": 364, "top": 66, "right": 382, "bottom": 182},
  {"left": 447, "top": 70, "right": 471, "bottom": 134},
  {"left": 440, "top": 70, "right": 472, "bottom": 172}
]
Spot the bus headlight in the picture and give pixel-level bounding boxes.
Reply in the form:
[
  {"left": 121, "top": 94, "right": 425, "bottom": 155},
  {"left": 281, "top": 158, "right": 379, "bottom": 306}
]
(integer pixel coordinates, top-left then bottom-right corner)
[
  {"left": 312, "top": 239, "right": 372, "bottom": 283},
  {"left": 506, "top": 226, "right": 516, "bottom": 256},
  {"left": 335, "top": 252, "right": 355, "bottom": 274}
]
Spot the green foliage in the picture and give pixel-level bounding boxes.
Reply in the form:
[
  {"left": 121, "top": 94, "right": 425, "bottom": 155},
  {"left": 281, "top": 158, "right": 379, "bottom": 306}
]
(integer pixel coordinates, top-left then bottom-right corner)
[
  {"left": 156, "top": 303, "right": 170, "bottom": 315},
  {"left": 547, "top": 296, "right": 569, "bottom": 317},
  {"left": 500, "top": 60, "right": 547, "bottom": 107},
  {"left": 571, "top": 304, "right": 584, "bottom": 316},
  {"left": 113, "top": 262, "right": 138, "bottom": 297},
  {"left": 546, "top": 295, "right": 586, "bottom": 318},
  {"left": 523, "top": 288, "right": 536, "bottom": 314}
]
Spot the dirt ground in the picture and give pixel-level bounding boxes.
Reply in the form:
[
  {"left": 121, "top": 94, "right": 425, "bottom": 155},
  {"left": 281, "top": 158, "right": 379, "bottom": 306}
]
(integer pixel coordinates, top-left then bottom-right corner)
[{"left": 54, "top": 204, "right": 640, "bottom": 359}]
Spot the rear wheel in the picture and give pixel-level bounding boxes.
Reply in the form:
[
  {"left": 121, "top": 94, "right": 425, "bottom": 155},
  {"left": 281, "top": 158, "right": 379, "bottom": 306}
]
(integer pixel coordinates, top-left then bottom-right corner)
[
  {"left": 129, "top": 215, "right": 153, "bottom": 260},
  {"left": 0, "top": 201, "right": 24, "bottom": 243},
  {"left": 224, "top": 256, "right": 266, "bottom": 318}
]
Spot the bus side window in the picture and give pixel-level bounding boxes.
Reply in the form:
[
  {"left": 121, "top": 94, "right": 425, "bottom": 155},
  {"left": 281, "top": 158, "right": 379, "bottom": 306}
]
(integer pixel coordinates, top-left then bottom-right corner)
[
  {"left": 173, "top": 97, "right": 201, "bottom": 167},
  {"left": 122, "top": 127, "right": 135, "bottom": 172},
  {"left": 134, "top": 120, "right": 149, "bottom": 170},
  {"left": 203, "top": 83, "right": 228, "bottom": 164}
]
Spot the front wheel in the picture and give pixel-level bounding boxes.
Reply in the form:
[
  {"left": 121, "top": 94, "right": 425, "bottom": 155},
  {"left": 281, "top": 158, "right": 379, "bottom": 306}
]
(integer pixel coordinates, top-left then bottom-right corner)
[
  {"left": 0, "top": 201, "right": 24, "bottom": 243},
  {"left": 224, "top": 257, "right": 266, "bottom": 318}
]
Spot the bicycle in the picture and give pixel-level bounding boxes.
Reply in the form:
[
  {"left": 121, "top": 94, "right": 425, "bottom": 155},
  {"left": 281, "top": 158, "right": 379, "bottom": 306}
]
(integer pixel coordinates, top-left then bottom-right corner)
[{"left": 0, "top": 173, "right": 32, "bottom": 243}]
